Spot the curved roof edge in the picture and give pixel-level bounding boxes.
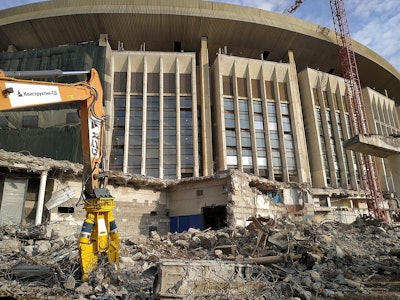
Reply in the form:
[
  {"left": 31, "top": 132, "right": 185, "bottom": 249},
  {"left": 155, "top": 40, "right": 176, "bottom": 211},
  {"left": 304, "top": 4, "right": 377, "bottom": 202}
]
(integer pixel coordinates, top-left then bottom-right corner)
[{"left": 0, "top": 0, "right": 398, "bottom": 83}]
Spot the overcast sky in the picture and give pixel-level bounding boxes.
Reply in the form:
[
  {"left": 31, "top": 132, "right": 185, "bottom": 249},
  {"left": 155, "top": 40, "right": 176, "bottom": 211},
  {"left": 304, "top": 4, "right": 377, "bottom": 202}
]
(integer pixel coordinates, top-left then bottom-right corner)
[{"left": 2, "top": 0, "right": 399, "bottom": 72}]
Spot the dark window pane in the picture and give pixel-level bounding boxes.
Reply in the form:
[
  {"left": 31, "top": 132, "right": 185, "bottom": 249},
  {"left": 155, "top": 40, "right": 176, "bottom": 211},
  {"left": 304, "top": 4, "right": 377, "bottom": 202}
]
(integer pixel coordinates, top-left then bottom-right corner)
[
  {"left": 131, "top": 72, "right": 143, "bottom": 93},
  {"left": 114, "top": 72, "right": 127, "bottom": 93},
  {"left": 147, "top": 73, "right": 159, "bottom": 93}
]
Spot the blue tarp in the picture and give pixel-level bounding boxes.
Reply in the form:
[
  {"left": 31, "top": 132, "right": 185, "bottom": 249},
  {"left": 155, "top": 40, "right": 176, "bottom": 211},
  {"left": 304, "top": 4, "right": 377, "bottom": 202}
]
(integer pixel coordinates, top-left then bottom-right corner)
[{"left": 170, "top": 214, "right": 203, "bottom": 233}]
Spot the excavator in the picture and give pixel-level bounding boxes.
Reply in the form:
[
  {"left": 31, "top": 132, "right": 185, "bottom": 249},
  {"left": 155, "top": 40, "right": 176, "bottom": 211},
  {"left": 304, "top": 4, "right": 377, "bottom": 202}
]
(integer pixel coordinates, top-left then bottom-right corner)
[{"left": 0, "top": 68, "right": 119, "bottom": 281}]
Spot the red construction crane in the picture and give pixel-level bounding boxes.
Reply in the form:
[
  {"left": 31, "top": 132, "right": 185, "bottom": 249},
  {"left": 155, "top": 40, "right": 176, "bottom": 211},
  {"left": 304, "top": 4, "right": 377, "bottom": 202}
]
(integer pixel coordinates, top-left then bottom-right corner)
[
  {"left": 329, "top": 0, "right": 386, "bottom": 221},
  {"left": 284, "top": 0, "right": 387, "bottom": 221}
]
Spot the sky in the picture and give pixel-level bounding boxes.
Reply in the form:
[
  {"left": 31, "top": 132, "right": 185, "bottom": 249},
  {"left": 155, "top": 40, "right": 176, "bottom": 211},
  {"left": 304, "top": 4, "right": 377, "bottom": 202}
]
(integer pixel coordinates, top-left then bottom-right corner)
[{"left": 1, "top": 0, "right": 399, "bottom": 72}]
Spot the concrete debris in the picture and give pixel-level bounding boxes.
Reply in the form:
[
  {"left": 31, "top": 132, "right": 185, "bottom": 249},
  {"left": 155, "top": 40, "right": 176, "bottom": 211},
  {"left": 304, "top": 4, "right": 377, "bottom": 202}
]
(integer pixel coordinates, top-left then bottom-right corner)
[
  {"left": 0, "top": 216, "right": 400, "bottom": 299},
  {"left": 0, "top": 149, "right": 81, "bottom": 174}
]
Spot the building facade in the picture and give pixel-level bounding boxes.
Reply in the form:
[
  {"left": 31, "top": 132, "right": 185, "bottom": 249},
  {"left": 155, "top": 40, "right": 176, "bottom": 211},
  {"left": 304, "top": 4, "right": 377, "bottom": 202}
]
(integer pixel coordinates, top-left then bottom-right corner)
[{"left": 0, "top": 0, "right": 399, "bottom": 232}]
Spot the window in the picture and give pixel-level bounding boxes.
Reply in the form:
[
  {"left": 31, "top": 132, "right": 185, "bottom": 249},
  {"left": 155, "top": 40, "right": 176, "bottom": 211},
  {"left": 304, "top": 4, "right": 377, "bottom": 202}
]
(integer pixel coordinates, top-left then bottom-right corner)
[
  {"left": 241, "top": 131, "right": 251, "bottom": 147},
  {"left": 342, "top": 96, "right": 348, "bottom": 113},
  {"left": 323, "top": 91, "right": 329, "bottom": 108},
  {"left": 226, "top": 130, "right": 236, "bottom": 147},
  {"left": 251, "top": 79, "right": 261, "bottom": 98},
  {"left": 227, "top": 148, "right": 238, "bottom": 167},
  {"left": 278, "top": 82, "right": 288, "bottom": 101},
  {"left": 131, "top": 72, "right": 143, "bottom": 94},
  {"left": 163, "top": 96, "right": 176, "bottom": 178},
  {"left": 281, "top": 103, "right": 292, "bottom": 133},
  {"left": 147, "top": 73, "right": 159, "bottom": 93},
  {"left": 332, "top": 93, "right": 339, "bottom": 110},
  {"left": 163, "top": 73, "right": 175, "bottom": 94},
  {"left": 253, "top": 100, "right": 267, "bottom": 175},
  {"left": 224, "top": 97, "right": 237, "bottom": 168},
  {"left": 180, "top": 97, "right": 193, "bottom": 174},
  {"left": 129, "top": 95, "right": 143, "bottom": 175},
  {"left": 237, "top": 78, "right": 247, "bottom": 98},
  {"left": 313, "top": 88, "right": 320, "bottom": 106},
  {"left": 242, "top": 148, "right": 253, "bottom": 169},
  {"left": 268, "top": 102, "right": 282, "bottom": 175},
  {"left": 239, "top": 99, "right": 252, "bottom": 171},
  {"left": 327, "top": 111, "right": 340, "bottom": 186},
  {"left": 180, "top": 74, "right": 192, "bottom": 94},
  {"left": 254, "top": 114, "right": 264, "bottom": 131},
  {"left": 265, "top": 81, "right": 275, "bottom": 100},
  {"left": 224, "top": 97, "right": 234, "bottom": 111},
  {"left": 110, "top": 95, "right": 126, "bottom": 170},
  {"left": 317, "top": 108, "right": 331, "bottom": 185},
  {"left": 285, "top": 134, "right": 296, "bottom": 172},
  {"left": 146, "top": 96, "right": 160, "bottom": 177},
  {"left": 223, "top": 76, "right": 233, "bottom": 95},
  {"left": 114, "top": 72, "right": 127, "bottom": 93},
  {"left": 239, "top": 101, "right": 250, "bottom": 130}
]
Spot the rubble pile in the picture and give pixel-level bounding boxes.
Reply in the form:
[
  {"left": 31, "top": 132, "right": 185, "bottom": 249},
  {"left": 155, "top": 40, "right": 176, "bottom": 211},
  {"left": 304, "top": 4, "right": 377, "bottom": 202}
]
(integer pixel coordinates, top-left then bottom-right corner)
[{"left": 1, "top": 216, "right": 400, "bottom": 299}]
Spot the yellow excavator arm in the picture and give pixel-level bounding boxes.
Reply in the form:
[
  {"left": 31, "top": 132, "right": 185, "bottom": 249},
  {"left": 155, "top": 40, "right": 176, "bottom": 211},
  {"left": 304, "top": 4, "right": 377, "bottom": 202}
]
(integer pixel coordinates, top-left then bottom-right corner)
[
  {"left": 0, "top": 69, "right": 104, "bottom": 192},
  {"left": 0, "top": 69, "right": 119, "bottom": 281}
]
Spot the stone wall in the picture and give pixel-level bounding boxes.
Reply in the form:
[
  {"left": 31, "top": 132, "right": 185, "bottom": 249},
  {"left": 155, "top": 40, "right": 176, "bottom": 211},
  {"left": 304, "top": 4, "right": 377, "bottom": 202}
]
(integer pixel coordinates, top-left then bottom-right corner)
[
  {"left": 168, "top": 178, "right": 229, "bottom": 217},
  {"left": 48, "top": 178, "right": 169, "bottom": 239}
]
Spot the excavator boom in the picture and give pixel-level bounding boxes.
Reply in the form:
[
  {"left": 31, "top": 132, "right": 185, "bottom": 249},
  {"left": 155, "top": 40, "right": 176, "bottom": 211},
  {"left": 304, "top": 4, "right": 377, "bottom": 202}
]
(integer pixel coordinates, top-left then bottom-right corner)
[
  {"left": 0, "top": 68, "right": 119, "bottom": 280},
  {"left": 0, "top": 69, "right": 104, "bottom": 193}
]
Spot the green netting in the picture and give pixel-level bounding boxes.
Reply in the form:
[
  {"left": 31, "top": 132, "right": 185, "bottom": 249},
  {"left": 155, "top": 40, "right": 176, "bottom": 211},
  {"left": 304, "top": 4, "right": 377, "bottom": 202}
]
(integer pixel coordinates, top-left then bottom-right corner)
[
  {"left": 0, "top": 41, "right": 105, "bottom": 82},
  {"left": 0, "top": 125, "right": 82, "bottom": 162},
  {"left": 0, "top": 42, "right": 106, "bottom": 163}
]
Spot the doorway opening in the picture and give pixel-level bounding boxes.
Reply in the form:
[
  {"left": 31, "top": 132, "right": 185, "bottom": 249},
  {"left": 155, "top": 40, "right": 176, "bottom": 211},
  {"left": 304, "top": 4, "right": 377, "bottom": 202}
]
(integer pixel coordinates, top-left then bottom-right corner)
[{"left": 202, "top": 205, "right": 227, "bottom": 230}]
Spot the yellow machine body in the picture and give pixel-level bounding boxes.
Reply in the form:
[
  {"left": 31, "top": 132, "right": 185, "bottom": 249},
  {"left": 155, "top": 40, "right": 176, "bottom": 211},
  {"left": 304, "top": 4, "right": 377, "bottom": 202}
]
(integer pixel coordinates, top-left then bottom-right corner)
[{"left": 0, "top": 68, "right": 120, "bottom": 281}]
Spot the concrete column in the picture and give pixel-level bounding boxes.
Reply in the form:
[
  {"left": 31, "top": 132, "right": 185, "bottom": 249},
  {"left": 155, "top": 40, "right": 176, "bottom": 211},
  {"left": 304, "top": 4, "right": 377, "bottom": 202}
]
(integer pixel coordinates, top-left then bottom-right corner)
[
  {"left": 192, "top": 56, "right": 200, "bottom": 177},
  {"left": 123, "top": 55, "right": 132, "bottom": 174},
  {"left": 199, "top": 37, "right": 213, "bottom": 176},
  {"left": 246, "top": 65, "right": 258, "bottom": 175},
  {"left": 212, "top": 55, "right": 227, "bottom": 170},
  {"left": 260, "top": 63, "right": 272, "bottom": 179},
  {"left": 141, "top": 56, "right": 148, "bottom": 175},
  {"left": 387, "top": 155, "right": 400, "bottom": 195},
  {"left": 102, "top": 38, "right": 113, "bottom": 171},
  {"left": 287, "top": 51, "right": 311, "bottom": 184},
  {"left": 176, "top": 60, "right": 181, "bottom": 179},
  {"left": 159, "top": 57, "right": 164, "bottom": 179},
  {"left": 35, "top": 171, "right": 48, "bottom": 225},
  {"left": 232, "top": 61, "right": 242, "bottom": 171}
]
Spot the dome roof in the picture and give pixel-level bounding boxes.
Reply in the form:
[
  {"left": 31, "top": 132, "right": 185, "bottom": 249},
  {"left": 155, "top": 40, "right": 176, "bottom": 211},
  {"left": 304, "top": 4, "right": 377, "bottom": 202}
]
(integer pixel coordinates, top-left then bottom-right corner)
[{"left": 0, "top": 0, "right": 399, "bottom": 101}]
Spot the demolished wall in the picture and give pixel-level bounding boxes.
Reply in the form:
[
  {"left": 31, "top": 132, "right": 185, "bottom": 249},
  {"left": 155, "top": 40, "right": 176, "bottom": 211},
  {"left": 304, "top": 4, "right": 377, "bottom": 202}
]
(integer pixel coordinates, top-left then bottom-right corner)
[
  {"left": 228, "top": 170, "right": 292, "bottom": 227},
  {"left": 47, "top": 179, "right": 169, "bottom": 239},
  {"left": 0, "top": 149, "right": 395, "bottom": 242}
]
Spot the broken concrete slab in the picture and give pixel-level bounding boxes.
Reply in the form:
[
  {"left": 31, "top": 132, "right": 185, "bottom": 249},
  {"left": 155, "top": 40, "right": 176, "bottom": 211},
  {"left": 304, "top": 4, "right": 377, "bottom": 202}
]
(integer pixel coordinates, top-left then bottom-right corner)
[
  {"left": 152, "top": 259, "right": 267, "bottom": 299},
  {"left": 343, "top": 134, "right": 400, "bottom": 158}
]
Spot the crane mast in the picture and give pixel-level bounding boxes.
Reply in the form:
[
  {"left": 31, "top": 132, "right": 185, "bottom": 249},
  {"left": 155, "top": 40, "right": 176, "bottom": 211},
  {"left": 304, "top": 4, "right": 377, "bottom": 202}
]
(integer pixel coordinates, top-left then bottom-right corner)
[
  {"left": 283, "top": 0, "right": 388, "bottom": 221},
  {"left": 329, "top": 0, "right": 387, "bottom": 221}
]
